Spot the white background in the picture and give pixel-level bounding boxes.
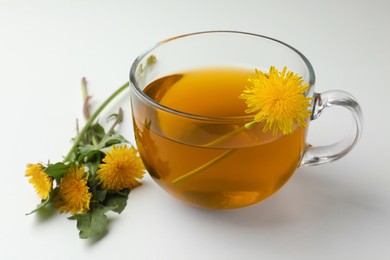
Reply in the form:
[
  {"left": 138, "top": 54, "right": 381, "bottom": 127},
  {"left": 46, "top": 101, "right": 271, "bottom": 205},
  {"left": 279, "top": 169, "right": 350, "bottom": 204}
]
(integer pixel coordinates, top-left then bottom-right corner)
[{"left": 1, "top": 0, "right": 389, "bottom": 259}]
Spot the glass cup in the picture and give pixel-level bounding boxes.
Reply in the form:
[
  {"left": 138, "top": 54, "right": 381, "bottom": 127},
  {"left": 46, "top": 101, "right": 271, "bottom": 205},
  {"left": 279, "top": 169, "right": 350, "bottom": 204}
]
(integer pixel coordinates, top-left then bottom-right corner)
[{"left": 129, "top": 31, "right": 362, "bottom": 210}]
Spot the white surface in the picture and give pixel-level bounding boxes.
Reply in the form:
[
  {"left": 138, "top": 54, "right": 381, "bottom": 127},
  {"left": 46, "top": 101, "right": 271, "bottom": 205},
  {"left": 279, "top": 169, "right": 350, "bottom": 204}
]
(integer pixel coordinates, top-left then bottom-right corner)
[{"left": 1, "top": 0, "right": 389, "bottom": 259}]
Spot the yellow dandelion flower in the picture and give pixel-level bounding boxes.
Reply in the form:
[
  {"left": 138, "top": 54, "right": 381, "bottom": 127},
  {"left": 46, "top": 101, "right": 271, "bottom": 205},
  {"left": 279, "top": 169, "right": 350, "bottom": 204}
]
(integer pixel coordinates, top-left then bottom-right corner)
[
  {"left": 96, "top": 145, "right": 145, "bottom": 191},
  {"left": 53, "top": 165, "right": 92, "bottom": 214},
  {"left": 25, "top": 163, "right": 52, "bottom": 200},
  {"left": 240, "top": 66, "right": 312, "bottom": 135}
]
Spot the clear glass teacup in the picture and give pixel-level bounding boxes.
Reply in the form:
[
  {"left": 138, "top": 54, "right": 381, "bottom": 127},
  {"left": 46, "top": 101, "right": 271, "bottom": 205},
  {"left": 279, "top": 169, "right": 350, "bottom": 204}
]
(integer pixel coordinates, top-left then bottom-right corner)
[{"left": 129, "top": 31, "right": 362, "bottom": 210}]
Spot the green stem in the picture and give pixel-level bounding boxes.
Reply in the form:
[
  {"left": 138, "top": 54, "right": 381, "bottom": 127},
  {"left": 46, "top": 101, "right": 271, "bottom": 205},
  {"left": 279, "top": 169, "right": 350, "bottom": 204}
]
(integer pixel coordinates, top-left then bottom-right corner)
[
  {"left": 172, "top": 148, "right": 236, "bottom": 185},
  {"left": 200, "top": 121, "right": 257, "bottom": 147},
  {"left": 63, "top": 82, "right": 130, "bottom": 162},
  {"left": 171, "top": 121, "right": 257, "bottom": 185}
]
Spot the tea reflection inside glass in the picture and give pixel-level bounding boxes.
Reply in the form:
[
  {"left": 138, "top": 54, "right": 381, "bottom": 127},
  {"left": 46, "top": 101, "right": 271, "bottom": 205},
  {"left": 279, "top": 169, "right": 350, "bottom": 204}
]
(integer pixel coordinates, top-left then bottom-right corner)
[{"left": 130, "top": 31, "right": 362, "bottom": 209}]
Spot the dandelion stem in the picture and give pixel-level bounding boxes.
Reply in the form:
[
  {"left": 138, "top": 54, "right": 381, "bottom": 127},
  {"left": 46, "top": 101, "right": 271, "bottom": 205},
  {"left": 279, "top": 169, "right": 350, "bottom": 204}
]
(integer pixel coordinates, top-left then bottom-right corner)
[
  {"left": 171, "top": 121, "right": 257, "bottom": 185},
  {"left": 63, "top": 82, "right": 129, "bottom": 162},
  {"left": 172, "top": 149, "right": 236, "bottom": 185},
  {"left": 200, "top": 121, "right": 257, "bottom": 147}
]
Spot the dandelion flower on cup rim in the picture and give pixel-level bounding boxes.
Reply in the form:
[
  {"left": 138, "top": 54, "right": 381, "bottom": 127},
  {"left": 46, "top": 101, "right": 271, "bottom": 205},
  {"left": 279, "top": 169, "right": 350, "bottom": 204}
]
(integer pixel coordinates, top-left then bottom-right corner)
[
  {"left": 25, "top": 163, "right": 53, "bottom": 200},
  {"left": 240, "top": 66, "right": 313, "bottom": 135},
  {"left": 53, "top": 164, "right": 92, "bottom": 214},
  {"left": 96, "top": 145, "right": 145, "bottom": 191}
]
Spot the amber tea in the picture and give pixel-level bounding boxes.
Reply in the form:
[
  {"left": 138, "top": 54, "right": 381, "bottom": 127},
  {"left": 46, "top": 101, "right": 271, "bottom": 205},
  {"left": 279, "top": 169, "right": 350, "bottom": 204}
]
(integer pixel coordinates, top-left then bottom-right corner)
[{"left": 132, "top": 68, "right": 307, "bottom": 209}]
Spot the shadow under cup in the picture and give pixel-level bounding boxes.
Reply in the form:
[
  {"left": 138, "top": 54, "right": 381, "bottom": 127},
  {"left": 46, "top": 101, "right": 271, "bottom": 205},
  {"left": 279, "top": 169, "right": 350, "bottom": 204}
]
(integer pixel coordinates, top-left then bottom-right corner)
[{"left": 129, "top": 31, "right": 362, "bottom": 210}]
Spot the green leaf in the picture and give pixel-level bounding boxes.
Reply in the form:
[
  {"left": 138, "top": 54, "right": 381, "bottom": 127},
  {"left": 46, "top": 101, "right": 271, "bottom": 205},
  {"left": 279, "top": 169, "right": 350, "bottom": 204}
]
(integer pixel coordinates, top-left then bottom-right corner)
[
  {"left": 103, "top": 135, "right": 128, "bottom": 147},
  {"left": 91, "top": 123, "right": 106, "bottom": 140},
  {"left": 74, "top": 206, "right": 115, "bottom": 239},
  {"left": 107, "top": 113, "right": 119, "bottom": 122},
  {"left": 86, "top": 161, "right": 100, "bottom": 176},
  {"left": 99, "top": 146, "right": 113, "bottom": 153},
  {"left": 78, "top": 144, "right": 96, "bottom": 154},
  {"left": 93, "top": 188, "right": 107, "bottom": 203},
  {"left": 104, "top": 189, "right": 130, "bottom": 214},
  {"left": 45, "top": 162, "right": 72, "bottom": 179},
  {"left": 78, "top": 149, "right": 103, "bottom": 164}
]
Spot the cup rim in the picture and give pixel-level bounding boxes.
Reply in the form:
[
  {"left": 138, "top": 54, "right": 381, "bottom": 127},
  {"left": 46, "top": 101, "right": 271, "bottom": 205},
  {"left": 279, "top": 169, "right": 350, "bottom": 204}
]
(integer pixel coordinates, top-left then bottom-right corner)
[{"left": 130, "top": 30, "right": 316, "bottom": 123}]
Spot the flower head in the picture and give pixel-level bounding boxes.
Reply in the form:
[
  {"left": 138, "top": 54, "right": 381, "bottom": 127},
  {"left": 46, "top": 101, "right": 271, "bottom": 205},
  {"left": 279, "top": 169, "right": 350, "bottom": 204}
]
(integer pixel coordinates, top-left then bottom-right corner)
[
  {"left": 25, "top": 163, "right": 53, "bottom": 200},
  {"left": 96, "top": 145, "right": 145, "bottom": 191},
  {"left": 53, "top": 165, "right": 92, "bottom": 214},
  {"left": 240, "top": 66, "right": 312, "bottom": 135}
]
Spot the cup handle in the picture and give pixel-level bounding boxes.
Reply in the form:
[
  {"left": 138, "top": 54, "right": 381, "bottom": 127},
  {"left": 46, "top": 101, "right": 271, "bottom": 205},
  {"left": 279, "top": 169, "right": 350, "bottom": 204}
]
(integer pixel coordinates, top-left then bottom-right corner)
[{"left": 300, "top": 90, "right": 363, "bottom": 167}]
